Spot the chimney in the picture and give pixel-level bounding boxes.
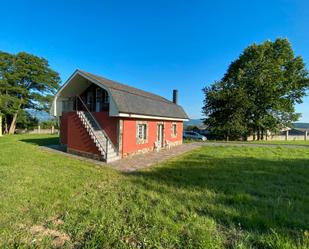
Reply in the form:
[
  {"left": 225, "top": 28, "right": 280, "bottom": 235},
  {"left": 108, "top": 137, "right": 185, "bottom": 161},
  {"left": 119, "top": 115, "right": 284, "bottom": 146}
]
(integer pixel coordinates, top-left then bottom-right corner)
[{"left": 172, "top": 89, "right": 178, "bottom": 104}]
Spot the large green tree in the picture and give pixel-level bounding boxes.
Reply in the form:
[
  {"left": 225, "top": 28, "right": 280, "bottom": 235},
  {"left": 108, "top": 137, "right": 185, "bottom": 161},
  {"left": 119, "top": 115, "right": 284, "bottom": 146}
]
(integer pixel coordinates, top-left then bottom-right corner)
[
  {"left": 0, "top": 51, "right": 60, "bottom": 134},
  {"left": 203, "top": 38, "right": 309, "bottom": 140}
]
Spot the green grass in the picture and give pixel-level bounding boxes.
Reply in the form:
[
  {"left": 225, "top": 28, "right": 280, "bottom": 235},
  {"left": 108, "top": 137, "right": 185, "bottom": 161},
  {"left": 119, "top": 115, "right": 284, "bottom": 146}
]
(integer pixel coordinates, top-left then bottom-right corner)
[
  {"left": 0, "top": 134, "right": 309, "bottom": 248},
  {"left": 248, "top": 140, "right": 309, "bottom": 147}
]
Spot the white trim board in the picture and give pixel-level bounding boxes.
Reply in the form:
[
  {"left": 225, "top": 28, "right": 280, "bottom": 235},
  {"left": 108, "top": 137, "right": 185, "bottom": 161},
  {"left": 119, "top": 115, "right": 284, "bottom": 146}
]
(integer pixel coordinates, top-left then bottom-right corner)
[{"left": 118, "top": 113, "right": 188, "bottom": 121}]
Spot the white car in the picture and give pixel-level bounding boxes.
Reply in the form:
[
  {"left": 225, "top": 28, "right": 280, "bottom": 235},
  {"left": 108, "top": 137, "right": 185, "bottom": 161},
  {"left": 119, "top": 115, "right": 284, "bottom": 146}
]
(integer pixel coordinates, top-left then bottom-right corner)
[{"left": 183, "top": 131, "right": 207, "bottom": 141}]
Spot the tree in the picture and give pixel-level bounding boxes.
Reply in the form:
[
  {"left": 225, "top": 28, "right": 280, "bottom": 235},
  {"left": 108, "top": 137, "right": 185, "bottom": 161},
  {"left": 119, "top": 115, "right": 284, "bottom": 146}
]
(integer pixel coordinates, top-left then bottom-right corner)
[
  {"left": 203, "top": 38, "right": 309, "bottom": 140},
  {"left": 16, "top": 110, "right": 39, "bottom": 130},
  {"left": 0, "top": 52, "right": 21, "bottom": 133},
  {"left": 203, "top": 81, "right": 249, "bottom": 140},
  {"left": 40, "top": 118, "right": 59, "bottom": 129},
  {"left": 0, "top": 51, "right": 60, "bottom": 134},
  {"left": 185, "top": 125, "right": 200, "bottom": 131}
]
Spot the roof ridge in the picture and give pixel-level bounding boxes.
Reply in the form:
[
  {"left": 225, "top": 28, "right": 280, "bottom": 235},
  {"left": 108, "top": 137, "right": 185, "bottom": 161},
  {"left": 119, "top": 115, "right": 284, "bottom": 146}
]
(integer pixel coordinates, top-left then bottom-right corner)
[{"left": 78, "top": 69, "right": 177, "bottom": 105}]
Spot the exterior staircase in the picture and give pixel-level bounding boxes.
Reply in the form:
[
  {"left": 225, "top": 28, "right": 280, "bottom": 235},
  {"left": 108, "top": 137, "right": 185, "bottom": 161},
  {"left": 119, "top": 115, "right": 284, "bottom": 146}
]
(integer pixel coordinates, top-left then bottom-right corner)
[{"left": 76, "top": 110, "right": 120, "bottom": 163}]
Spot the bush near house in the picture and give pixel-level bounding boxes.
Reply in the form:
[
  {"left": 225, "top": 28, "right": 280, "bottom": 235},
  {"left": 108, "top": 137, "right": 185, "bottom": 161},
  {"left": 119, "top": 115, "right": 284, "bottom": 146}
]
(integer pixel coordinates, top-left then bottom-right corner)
[{"left": 0, "top": 134, "right": 308, "bottom": 248}]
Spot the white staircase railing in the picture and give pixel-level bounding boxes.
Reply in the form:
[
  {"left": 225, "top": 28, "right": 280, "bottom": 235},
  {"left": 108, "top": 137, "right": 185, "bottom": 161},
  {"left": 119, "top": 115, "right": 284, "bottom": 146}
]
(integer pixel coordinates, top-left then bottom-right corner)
[
  {"left": 75, "top": 96, "right": 118, "bottom": 161},
  {"left": 77, "top": 111, "right": 107, "bottom": 158}
]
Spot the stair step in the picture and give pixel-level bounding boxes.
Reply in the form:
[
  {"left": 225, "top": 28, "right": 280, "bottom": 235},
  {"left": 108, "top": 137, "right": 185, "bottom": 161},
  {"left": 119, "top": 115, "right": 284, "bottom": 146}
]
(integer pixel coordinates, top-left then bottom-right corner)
[
  {"left": 76, "top": 111, "right": 118, "bottom": 161},
  {"left": 106, "top": 155, "right": 120, "bottom": 163}
]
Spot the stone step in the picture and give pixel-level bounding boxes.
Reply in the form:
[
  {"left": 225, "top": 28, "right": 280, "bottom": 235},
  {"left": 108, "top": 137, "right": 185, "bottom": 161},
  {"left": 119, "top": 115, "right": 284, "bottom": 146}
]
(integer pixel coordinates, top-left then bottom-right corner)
[
  {"left": 106, "top": 155, "right": 120, "bottom": 163},
  {"left": 107, "top": 150, "right": 118, "bottom": 157}
]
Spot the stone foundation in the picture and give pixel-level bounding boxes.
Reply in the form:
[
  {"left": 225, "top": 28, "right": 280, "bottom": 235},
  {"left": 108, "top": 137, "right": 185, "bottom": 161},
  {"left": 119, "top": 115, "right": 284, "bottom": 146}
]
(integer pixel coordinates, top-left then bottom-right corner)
[
  {"left": 68, "top": 140, "right": 182, "bottom": 161},
  {"left": 122, "top": 140, "right": 182, "bottom": 158},
  {"left": 67, "top": 148, "right": 104, "bottom": 161}
]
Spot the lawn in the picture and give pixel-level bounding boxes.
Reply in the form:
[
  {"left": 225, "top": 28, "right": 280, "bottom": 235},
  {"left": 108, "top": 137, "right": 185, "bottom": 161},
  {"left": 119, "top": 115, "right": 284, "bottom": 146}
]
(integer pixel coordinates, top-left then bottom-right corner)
[
  {"left": 0, "top": 134, "right": 308, "bottom": 248},
  {"left": 248, "top": 140, "right": 309, "bottom": 147}
]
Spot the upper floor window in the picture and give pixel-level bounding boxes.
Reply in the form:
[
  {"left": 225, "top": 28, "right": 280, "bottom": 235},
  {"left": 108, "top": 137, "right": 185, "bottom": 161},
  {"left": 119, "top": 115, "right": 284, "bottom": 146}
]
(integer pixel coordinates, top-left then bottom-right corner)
[
  {"left": 102, "top": 90, "right": 109, "bottom": 104},
  {"left": 86, "top": 92, "right": 93, "bottom": 107}
]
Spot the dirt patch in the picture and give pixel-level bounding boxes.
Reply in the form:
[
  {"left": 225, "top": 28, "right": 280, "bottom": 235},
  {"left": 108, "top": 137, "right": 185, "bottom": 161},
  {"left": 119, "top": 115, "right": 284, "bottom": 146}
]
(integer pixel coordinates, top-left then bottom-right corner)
[
  {"left": 46, "top": 215, "right": 65, "bottom": 226},
  {"left": 29, "top": 216, "right": 70, "bottom": 248}
]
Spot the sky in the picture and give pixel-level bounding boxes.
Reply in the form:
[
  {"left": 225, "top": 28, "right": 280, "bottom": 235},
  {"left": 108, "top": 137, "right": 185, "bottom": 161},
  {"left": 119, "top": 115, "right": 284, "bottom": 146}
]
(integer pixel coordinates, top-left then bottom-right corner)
[{"left": 1, "top": 0, "right": 309, "bottom": 122}]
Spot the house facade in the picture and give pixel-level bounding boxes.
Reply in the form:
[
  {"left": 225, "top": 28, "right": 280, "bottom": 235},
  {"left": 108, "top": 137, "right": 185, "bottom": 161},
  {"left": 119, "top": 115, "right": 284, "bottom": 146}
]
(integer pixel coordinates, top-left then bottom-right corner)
[{"left": 51, "top": 70, "right": 188, "bottom": 162}]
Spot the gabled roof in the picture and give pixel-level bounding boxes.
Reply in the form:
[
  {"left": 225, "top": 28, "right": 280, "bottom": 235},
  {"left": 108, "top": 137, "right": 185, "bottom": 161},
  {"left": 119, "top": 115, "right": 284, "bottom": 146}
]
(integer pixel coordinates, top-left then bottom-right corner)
[{"left": 53, "top": 70, "right": 189, "bottom": 120}]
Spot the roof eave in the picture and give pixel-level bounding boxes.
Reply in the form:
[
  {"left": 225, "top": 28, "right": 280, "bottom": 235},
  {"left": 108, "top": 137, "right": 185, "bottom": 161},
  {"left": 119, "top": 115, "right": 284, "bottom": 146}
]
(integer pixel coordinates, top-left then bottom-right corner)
[{"left": 117, "top": 112, "right": 189, "bottom": 121}]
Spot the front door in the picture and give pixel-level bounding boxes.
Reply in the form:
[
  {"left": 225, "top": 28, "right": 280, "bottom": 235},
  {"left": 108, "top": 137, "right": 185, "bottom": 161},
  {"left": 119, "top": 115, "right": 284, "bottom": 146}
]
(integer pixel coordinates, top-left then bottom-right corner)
[{"left": 157, "top": 124, "right": 164, "bottom": 148}]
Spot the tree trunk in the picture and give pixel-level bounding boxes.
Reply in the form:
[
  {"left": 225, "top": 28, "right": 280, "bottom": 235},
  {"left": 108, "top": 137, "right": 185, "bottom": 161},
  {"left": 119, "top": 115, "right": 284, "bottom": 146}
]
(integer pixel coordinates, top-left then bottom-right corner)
[
  {"left": 8, "top": 112, "right": 18, "bottom": 135},
  {"left": 253, "top": 127, "right": 256, "bottom": 141},
  {"left": 4, "top": 117, "right": 8, "bottom": 134},
  {"left": 243, "top": 134, "right": 248, "bottom": 141}
]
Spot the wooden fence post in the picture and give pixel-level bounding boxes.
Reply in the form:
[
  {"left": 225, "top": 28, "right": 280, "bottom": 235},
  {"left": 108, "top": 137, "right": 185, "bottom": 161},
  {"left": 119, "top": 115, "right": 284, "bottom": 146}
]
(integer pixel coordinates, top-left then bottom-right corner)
[
  {"left": 285, "top": 130, "right": 289, "bottom": 141},
  {"left": 51, "top": 126, "right": 55, "bottom": 134},
  {"left": 38, "top": 125, "right": 41, "bottom": 134}
]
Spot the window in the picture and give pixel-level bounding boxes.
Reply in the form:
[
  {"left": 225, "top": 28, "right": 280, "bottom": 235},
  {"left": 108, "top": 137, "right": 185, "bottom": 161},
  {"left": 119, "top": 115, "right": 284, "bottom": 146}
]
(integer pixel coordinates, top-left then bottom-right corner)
[
  {"left": 102, "top": 90, "right": 109, "bottom": 104},
  {"left": 86, "top": 92, "right": 93, "bottom": 106},
  {"left": 138, "top": 124, "right": 147, "bottom": 140},
  {"left": 96, "top": 88, "right": 103, "bottom": 101},
  {"left": 96, "top": 88, "right": 103, "bottom": 112},
  {"left": 172, "top": 123, "right": 177, "bottom": 136}
]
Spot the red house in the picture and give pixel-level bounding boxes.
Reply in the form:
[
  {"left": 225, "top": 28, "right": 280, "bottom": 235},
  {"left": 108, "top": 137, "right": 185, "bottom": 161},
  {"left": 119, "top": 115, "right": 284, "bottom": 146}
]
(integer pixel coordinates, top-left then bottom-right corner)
[{"left": 51, "top": 70, "right": 189, "bottom": 162}]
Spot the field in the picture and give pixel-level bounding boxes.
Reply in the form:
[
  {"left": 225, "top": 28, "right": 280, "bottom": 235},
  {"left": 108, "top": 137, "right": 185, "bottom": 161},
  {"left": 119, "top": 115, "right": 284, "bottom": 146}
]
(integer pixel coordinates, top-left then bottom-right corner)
[
  {"left": 248, "top": 140, "right": 309, "bottom": 147},
  {"left": 0, "top": 134, "right": 309, "bottom": 248}
]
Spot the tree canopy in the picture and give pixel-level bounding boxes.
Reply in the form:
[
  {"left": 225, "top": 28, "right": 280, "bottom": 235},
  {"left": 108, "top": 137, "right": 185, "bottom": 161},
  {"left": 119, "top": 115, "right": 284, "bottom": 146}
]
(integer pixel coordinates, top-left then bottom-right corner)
[
  {"left": 202, "top": 38, "right": 309, "bottom": 140},
  {"left": 0, "top": 51, "right": 60, "bottom": 134}
]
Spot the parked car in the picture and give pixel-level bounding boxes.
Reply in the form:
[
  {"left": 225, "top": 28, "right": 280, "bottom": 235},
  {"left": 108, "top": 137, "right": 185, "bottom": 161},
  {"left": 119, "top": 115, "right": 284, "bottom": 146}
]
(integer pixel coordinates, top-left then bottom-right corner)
[{"left": 183, "top": 131, "right": 207, "bottom": 141}]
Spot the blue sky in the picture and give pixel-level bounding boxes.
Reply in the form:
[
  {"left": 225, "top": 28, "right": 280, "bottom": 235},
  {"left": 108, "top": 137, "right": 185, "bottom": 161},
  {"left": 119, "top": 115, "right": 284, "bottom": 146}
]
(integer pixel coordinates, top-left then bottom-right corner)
[{"left": 1, "top": 0, "right": 309, "bottom": 121}]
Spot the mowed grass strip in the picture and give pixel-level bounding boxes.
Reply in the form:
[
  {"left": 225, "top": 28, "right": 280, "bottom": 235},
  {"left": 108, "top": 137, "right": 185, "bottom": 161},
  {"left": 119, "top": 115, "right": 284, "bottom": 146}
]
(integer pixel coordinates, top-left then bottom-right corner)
[
  {"left": 248, "top": 140, "right": 309, "bottom": 147},
  {"left": 0, "top": 134, "right": 308, "bottom": 248}
]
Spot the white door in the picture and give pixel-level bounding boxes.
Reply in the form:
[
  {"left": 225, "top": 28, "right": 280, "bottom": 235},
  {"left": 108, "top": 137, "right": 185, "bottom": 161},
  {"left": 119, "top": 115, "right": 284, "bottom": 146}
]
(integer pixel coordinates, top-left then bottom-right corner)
[{"left": 157, "top": 124, "right": 164, "bottom": 148}]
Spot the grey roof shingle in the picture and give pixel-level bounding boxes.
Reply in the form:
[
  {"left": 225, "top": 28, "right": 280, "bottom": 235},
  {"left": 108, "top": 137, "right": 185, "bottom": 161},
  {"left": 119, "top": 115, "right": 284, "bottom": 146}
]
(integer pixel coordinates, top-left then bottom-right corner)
[{"left": 79, "top": 70, "right": 189, "bottom": 120}]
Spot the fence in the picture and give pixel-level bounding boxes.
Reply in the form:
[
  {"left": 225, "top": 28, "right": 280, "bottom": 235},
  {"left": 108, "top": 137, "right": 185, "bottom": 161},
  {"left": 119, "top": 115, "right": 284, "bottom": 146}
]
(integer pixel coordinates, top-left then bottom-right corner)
[
  {"left": 15, "top": 126, "right": 59, "bottom": 135},
  {"left": 247, "top": 130, "right": 308, "bottom": 141}
]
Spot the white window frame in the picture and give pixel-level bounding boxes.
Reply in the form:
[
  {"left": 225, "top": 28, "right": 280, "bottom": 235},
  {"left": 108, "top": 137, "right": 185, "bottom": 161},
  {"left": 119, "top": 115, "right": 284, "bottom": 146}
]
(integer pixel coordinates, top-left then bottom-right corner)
[
  {"left": 136, "top": 121, "right": 148, "bottom": 144},
  {"left": 138, "top": 124, "right": 147, "bottom": 140},
  {"left": 171, "top": 122, "right": 177, "bottom": 137},
  {"left": 86, "top": 91, "right": 93, "bottom": 106},
  {"left": 103, "top": 90, "right": 109, "bottom": 104}
]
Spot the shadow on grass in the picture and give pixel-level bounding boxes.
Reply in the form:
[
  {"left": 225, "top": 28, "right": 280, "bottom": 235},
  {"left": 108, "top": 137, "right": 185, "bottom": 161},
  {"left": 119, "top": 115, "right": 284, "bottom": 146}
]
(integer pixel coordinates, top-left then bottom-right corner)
[
  {"left": 20, "top": 137, "right": 60, "bottom": 146},
  {"left": 126, "top": 151, "right": 309, "bottom": 234}
]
